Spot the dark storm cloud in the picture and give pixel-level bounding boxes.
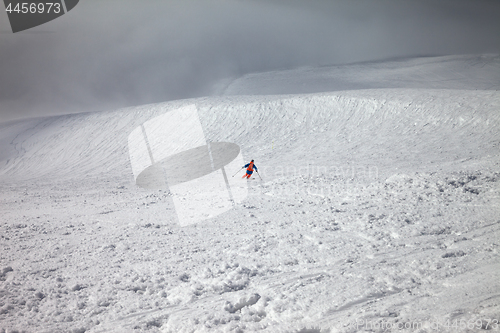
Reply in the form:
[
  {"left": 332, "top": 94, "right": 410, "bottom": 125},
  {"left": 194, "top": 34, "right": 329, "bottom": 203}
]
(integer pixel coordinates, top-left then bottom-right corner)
[{"left": 0, "top": 0, "right": 499, "bottom": 122}]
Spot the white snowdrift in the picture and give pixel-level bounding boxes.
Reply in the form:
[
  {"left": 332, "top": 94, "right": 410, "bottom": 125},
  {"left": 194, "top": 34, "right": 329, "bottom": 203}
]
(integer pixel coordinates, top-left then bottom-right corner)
[{"left": 0, "top": 65, "right": 499, "bottom": 332}]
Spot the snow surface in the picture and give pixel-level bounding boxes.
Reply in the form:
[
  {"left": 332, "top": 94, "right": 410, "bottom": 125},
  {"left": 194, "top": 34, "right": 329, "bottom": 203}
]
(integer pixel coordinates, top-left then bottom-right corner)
[
  {"left": 1, "top": 55, "right": 500, "bottom": 333},
  {"left": 222, "top": 55, "right": 500, "bottom": 96}
]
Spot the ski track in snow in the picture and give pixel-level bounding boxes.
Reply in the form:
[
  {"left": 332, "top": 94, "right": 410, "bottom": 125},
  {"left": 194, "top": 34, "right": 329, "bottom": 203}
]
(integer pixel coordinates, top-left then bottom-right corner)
[{"left": 1, "top": 56, "right": 500, "bottom": 333}]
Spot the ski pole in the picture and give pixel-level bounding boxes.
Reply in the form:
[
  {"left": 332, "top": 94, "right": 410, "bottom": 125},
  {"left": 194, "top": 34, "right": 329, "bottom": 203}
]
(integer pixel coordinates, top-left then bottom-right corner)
[
  {"left": 232, "top": 167, "right": 244, "bottom": 177},
  {"left": 256, "top": 170, "right": 262, "bottom": 180}
]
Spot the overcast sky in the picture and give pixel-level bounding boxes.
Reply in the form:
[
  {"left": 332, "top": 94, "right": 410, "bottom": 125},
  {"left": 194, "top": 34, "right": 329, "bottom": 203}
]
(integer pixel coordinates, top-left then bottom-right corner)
[{"left": 0, "top": 0, "right": 499, "bottom": 122}]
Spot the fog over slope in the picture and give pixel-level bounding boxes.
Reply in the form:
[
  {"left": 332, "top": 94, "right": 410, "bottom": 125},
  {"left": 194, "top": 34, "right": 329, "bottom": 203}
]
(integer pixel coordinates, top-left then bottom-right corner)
[
  {"left": 222, "top": 54, "right": 500, "bottom": 96},
  {"left": 1, "top": 0, "right": 499, "bottom": 122}
]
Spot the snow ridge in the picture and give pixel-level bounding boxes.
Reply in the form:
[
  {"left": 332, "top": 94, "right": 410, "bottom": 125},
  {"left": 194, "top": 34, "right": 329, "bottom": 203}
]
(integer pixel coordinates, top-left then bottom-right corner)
[{"left": 0, "top": 89, "right": 498, "bottom": 183}]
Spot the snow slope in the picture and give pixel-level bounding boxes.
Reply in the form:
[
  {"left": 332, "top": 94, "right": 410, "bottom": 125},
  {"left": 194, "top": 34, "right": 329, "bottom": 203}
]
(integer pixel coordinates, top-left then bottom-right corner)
[
  {"left": 222, "top": 55, "right": 500, "bottom": 96},
  {"left": 1, "top": 57, "right": 499, "bottom": 333}
]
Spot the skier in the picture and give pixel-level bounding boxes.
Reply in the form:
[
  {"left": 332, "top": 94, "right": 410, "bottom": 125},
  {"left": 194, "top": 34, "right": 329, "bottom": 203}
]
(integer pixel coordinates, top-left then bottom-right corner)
[{"left": 242, "top": 160, "right": 258, "bottom": 179}]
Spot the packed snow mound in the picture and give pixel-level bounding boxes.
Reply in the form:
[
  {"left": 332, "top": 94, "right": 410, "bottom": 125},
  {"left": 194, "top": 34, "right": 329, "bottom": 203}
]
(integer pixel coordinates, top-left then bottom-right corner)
[
  {"left": 0, "top": 89, "right": 498, "bottom": 183},
  {"left": 222, "top": 54, "right": 500, "bottom": 95}
]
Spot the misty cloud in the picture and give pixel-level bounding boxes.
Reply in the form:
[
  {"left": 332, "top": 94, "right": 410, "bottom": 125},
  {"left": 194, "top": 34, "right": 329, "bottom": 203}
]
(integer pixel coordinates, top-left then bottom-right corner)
[{"left": 0, "top": 0, "right": 499, "bottom": 122}]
